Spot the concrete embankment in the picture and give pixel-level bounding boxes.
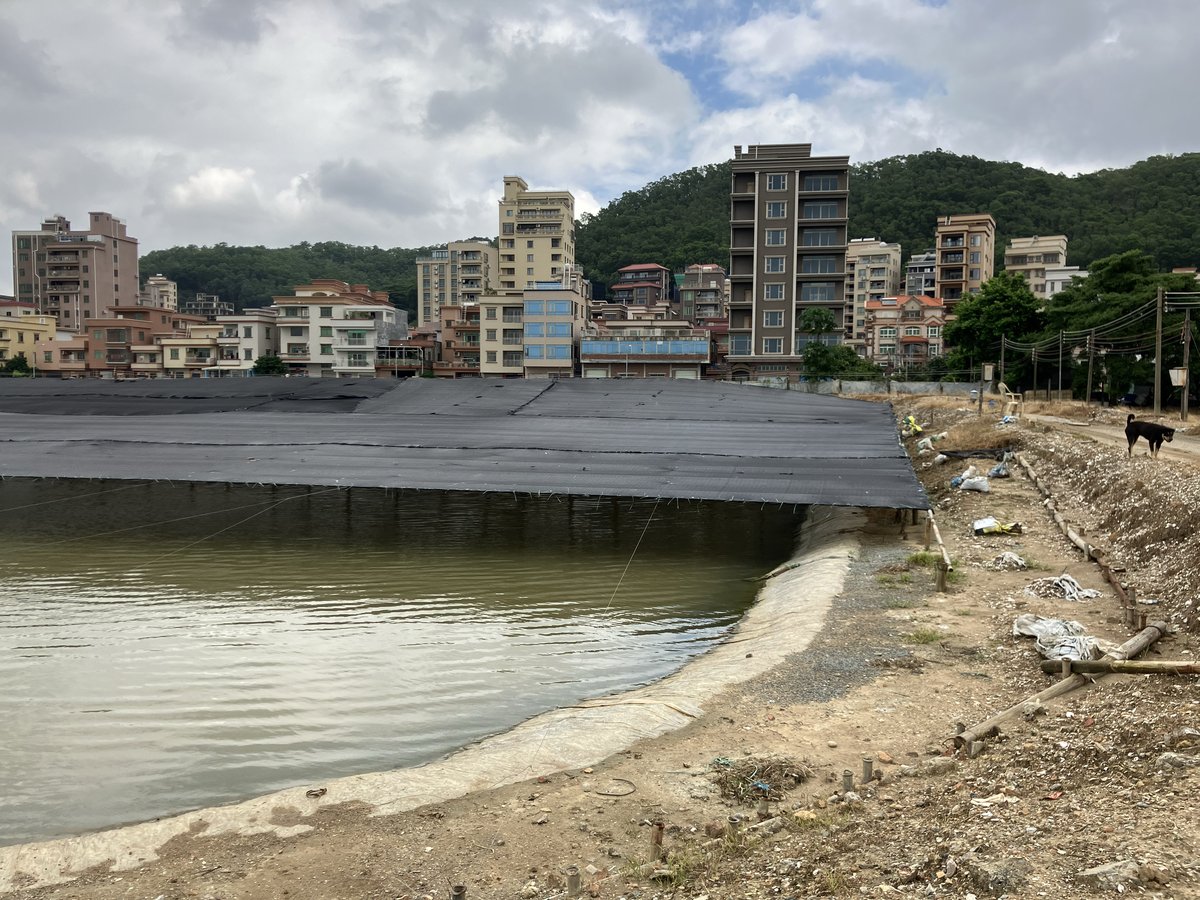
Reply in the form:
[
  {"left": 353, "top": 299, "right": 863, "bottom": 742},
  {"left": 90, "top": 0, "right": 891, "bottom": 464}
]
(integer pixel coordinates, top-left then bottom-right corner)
[{"left": 0, "top": 506, "right": 862, "bottom": 894}]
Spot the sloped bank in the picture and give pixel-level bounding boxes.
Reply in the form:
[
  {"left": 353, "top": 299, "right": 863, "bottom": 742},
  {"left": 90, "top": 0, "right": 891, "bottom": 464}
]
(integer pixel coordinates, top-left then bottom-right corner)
[{"left": 0, "top": 506, "right": 863, "bottom": 894}]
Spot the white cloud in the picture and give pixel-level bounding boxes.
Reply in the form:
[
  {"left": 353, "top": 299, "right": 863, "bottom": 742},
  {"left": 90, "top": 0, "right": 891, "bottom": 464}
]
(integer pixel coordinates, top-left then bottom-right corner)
[{"left": 3, "top": 0, "right": 1200, "bottom": 294}]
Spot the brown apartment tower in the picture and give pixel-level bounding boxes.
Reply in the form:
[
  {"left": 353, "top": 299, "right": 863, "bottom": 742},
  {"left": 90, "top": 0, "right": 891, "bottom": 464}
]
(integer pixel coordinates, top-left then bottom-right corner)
[
  {"left": 728, "top": 143, "right": 849, "bottom": 379},
  {"left": 11, "top": 212, "right": 140, "bottom": 332}
]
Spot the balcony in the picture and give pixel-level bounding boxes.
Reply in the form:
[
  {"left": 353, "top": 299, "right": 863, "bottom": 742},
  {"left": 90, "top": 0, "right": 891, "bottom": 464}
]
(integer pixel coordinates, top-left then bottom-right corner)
[
  {"left": 185, "top": 355, "right": 214, "bottom": 366},
  {"left": 501, "top": 313, "right": 522, "bottom": 323},
  {"left": 47, "top": 254, "right": 80, "bottom": 263},
  {"left": 514, "top": 223, "right": 562, "bottom": 235},
  {"left": 941, "top": 237, "right": 964, "bottom": 248},
  {"left": 275, "top": 312, "right": 310, "bottom": 323},
  {"left": 281, "top": 346, "right": 310, "bottom": 360}
]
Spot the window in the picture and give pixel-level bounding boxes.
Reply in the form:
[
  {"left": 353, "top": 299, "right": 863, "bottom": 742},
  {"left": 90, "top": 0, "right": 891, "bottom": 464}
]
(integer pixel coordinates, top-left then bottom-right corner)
[
  {"left": 905, "top": 326, "right": 922, "bottom": 336},
  {"left": 526, "top": 240, "right": 534, "bottom": 248},
  {"left": 800, "top": 283, "right": 837, "bottom": 302},
  {"left": 765, "top": 229, "right": 787, "bottom": 246},
  {"left": 763, "top": 337, "right": 783, "bottom": 354},
  {"left": 547, "top": 344, "right": 570, "bottom": 359},
  {"left": 506, "top": 209, "right": 513, "bottom": 216},
  {"left": 525, "top": 345, "right": 544, "bottom": 359},
  {"left": 290, "top": 326, "right": 304, "bottom": 337},
  {"left": 319, "top": 326, "right": 332, "bottom": 337},
  {"left": 486, "top": 307, "right": 497, "bottom": 319},
  {"left": 502, "top": 350, "right": 523, "bottom": 367},
  {"left": 243, "top": 326, "right": 253, "bottom": 338},
  {"left": 880, "top": 327, "right": 897, "bottom": 338},
  {"left": 766, "top": 173, "right": 787, "bottom": 191},
  {"left": 802, "top": 229, "right": 837, "bottom": 246},
  {"left": 551, "top": 238, "right": 561, "bottom": 248},
  {"left": 486, "top": 351, "right": 497, "bottom": 363},
  {"left": 526, "top": 268, "right": 534, "bottom": 276},
  {"left": 970, "top": 235, "right": 981, "bottom": 246},
  {"left": 927, "top": 326, "right": 941, "bottom": 338},
  {"left": 763, "top": 311, "right": 783, "bottom": 327},
  {"left": 547, "top": 322, "right": 571, "bottom": 337},
  {"left": 969, "top": 268, "right": 981, "bottom": 280},
  {"left": 170, "top": 348, "right": 180, "bottom": 360},
  {"left": 765, "top": 201, "right": 787, "bottom": 218},
  {"left": 729, "top": 334, "right": 751, "bottom": 355},
  {"left": 526, "top": 254, "right": 535, "bottom": 262},
  {"left": 485, "top": 328, "right": 497, "bottom": 340},
  {"left": 524, "top": 300, "right": 544, "bottom": 315},
  {"left": 319, "top": 344, "right": 331, "bottom": 355},
  {"left": 525, "top": 322, "right": 544, "bottom": 337},
  {"left": 764, "top": 283, "right": 785, "bottom": 300},
  {"left": 969, "top": 251, "right": 981, "bottom": 263},
  {"left": 880, "top": 344, "right": 896, "bottom": 355},
  {"left": 802, "top": 202, "right": 838, "bottom": 219},
  {"left": 501, "top": 239, "right": 514, "bottom": 248},
  {"left": 319, "top": 306, "right": 333, "bottom": 318},
  {"left": 803, "top": 175, "right": 840, "bottom": 191},
  {"left": 764, "top": 256, "right": 785, "bottom": 273},
  {"left": 244, "top": 348, "right": 253, "bottom": 360},
  {"left": 547, "top": 300, "right": 572, "bottom": 315},
  {"left": 502, "top": 223, "right": 514, "bottom": 234},
  {"left": 43, "top": 351, "right": 52, "bottom": 363},
  {"left": 801, "top": 256, "right": 838, "bottom": 274}
]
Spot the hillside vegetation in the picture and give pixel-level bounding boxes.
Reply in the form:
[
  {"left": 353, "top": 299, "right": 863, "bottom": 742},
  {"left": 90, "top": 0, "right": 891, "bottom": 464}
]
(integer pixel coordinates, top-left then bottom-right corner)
[{"left": 140, "top": 151, "right": 1200, "bottom": 316}]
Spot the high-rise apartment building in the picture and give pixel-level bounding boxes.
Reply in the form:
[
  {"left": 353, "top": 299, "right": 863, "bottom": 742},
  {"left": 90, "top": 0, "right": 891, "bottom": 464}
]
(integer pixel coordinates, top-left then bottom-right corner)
[
  {"left": 933, "top": 213, "right": 995, "bottom": 306},
  {"left": 415, "top": 241, "right": 498, "bottom": 328},
  {"left": 497, "top": 176, "right": 575, "bottom": 292},
  {"left": 1003, "top": 235, "right": 1068, "bottom": 296},
  {"left": 845, "top": 239, "right": 901, "bottom": 352},
  {"left": 142, "top": 274, "right": 178, "bottom": 310},
  {"left": 678, "top": 264, "right": 728, "bottom": 320},
  {"left": 11, "top": 212, "right": 140, "bottom": 331},
  {"left": 904, "top": 251, "right": 937, "bottom": 297},
  {"left": 728, "top": 143, "right": 849, "bottom": 378}
]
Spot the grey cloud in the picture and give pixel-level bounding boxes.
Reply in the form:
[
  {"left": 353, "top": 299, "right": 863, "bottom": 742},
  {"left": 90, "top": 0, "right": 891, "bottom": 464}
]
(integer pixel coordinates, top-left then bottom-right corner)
[
  {"left": 423, "top": 35, "right": 691, "bottom": 139},
  {"left": 311, "top": 158, "right": 435, "bottom": 216},
  {"left": 174, "top": 0, "right": 280, "bottom": 45}
]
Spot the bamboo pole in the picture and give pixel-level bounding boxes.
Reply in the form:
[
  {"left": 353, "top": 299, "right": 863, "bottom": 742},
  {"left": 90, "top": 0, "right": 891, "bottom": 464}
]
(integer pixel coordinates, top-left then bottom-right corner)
[
  {"left": 954, "top": 621, "right": 1169, "bottom": 750},
  {"left": 1040, "top": 658, "right": 1200, "bottom": 676},
  {"left": 926, "top": 510, "right": 952, "bottom": 592}
]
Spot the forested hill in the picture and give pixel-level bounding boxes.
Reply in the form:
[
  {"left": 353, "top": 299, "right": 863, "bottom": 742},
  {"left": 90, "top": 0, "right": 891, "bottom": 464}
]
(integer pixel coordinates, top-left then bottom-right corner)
[
  {"left": 576, "top": 150, "right": 1200, "bottom": 286},
  {"left": 141, "top": 151, "right": 1200, "bottom": 316}
]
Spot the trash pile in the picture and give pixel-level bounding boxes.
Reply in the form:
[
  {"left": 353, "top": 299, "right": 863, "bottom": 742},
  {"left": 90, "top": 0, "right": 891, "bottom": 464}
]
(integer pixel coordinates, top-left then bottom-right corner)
[
  {"left": 1024, "top": 573, "right": 1102, "bottom": 601},
  {"left": 1012, "top": 613, "right": 1121, "bottom": 660},
  {"left": 987, "top": 551, "right": 1028, "bottom": 570},
  {"left": 972, "top": 517, "right": 1023, "bottom": 536}
]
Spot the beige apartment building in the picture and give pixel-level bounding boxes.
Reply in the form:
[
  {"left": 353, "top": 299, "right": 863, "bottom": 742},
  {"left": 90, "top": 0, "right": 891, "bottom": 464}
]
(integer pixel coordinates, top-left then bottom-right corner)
[
  {"left": 1004, "top": 235, "right": 1068, "bottom": 296},
  {"left": 11, "top": 212, "right": 140, "bottom": 331},
  {"left": 415, "top": 241, "right": 497, "bottom": 328},
  {"left": 142, "top": 274, "right": 178, "bottom": 310},
  {"left": 904, "top": 250, "right": 937, "bottom": 297},
  {"left": 497, "top": 176, "right": 576, "bottom": 291},
  {"left": 728, "top": 143, "right": 850, "bottom": 379},
  {"left": 845, "top": 239, "right": 901, "bottom": 352},
  {"left": 270, "top": 280, "right": 398, "bottom": 377},
  {"left": 933, "top": 213, "right": 995, "bottom": 307},
  {"left": 0, "top": 301, "right": 55, "bottom": 368}
]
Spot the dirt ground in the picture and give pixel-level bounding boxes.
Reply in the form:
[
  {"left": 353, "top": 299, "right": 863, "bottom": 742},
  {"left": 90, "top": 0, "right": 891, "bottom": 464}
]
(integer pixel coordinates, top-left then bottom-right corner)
[{"left": 8, "top": 398, "right": 1200, "bottom": 900}]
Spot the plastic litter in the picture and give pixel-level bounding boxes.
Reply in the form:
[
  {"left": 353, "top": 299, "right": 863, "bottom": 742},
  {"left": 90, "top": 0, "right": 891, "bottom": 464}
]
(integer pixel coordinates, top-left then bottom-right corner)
[
  {"left": 916, "top": 436, "right": 934, "bottom": 452},
  {"left": 901, "top": 415, "right": 924, "bottom": 437},
  {"left": 1024, "top": 574, "right": 1102, "bottom": 602},
  {"left": 989, "top": 551, "right": 1028, "bottom": 570},
  {"left": 950, "top": 465, "right": 978, "bottom": 488},
  {"left": 972, "top": 517, "right": 1024, "bottom": 535},
  {"left": 960, "top": 476, "right": 990, "bottom": 492},
  {"left": 932, "top": 453, "right": 949, "bottom": 465},
  {"left": 987, "top": 462, "right": 1010, "bottom": 478},
  {"left": 1012, "top": 613, "right": 1120, "bottom": 660}
]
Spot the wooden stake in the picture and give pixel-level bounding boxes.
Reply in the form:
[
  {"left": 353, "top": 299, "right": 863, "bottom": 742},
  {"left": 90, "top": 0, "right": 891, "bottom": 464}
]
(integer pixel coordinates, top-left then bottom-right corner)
[
  {"left": 955, "top": 621, "right": 1169, "bottom": 750},
  {"left": 1040, "top": 658, "right": 1200, "bottom": 676}
]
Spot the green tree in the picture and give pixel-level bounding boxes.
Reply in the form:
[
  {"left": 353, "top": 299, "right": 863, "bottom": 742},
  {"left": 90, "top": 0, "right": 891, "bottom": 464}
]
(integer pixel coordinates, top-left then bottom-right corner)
[
  {"left": 1, "top": 353, "right": 31, "bottom": 376},
  {"left": 944, "top": 272, "right": 1044, "bottom": 379},
  {"left": 252, "top": 355, "right": 288, "bottom": 375}
]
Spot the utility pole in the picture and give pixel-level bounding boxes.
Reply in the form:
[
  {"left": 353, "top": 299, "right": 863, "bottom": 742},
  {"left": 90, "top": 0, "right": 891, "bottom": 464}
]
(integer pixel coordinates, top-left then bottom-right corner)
[
  {"left": 1000, "top": 337, "right": 1006, "bottom": 385},
  {"left": 1183, "top": 309, "right": 1192, "bottom": 423},
  {"left": 1085, "top": 329, "right": 1095, "bottom": 407},
  {"left": 1154, "top": 286, "right": 1164, "bottom": 414},
  {"left": 1032, "top": 349, "right": 1038, "bottom": 400}
]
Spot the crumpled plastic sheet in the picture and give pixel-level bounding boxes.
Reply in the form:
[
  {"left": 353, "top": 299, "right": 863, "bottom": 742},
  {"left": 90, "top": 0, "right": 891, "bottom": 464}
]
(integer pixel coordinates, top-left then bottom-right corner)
[
  {"left": 1012, "top": 613, "right": 1120, "bottom": 661},
  {"left": 989, "top": 551, "right": 1028, "bottom": 570},
  {"left": 1024, "top": 573, "right": 1102, "bottom": 601}
]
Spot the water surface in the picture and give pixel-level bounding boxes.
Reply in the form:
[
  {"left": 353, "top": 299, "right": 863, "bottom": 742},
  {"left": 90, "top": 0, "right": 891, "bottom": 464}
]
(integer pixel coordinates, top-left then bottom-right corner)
[{"left": 0, "top": 481, "right": 801, "bottom": 845}]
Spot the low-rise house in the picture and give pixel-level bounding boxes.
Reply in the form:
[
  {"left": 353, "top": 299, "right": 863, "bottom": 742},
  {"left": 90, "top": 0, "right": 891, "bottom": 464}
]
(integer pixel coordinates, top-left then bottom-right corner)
[
  {"left": 580, "top": 319, "right": 710, "bottom": 379},
  {"left": 864, "top": 295, "right": 945, "bottom": 369},
  {"left": 1, "top": 301, "right": 56, "bottom": 368},
  {"left": 269, "top": 280, "right": 398, "bottom": 377}
]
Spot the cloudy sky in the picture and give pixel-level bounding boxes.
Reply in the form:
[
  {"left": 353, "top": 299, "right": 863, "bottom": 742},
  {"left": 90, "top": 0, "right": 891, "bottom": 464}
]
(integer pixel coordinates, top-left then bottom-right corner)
[{"left": 3, "top": 0, "right": 1199, "bottom": 292}]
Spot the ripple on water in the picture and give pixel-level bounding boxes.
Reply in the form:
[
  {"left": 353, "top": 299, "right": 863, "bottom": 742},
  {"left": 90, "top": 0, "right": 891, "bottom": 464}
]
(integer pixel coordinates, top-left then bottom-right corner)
[{"left": 0, "top": 482, "right": 801, "bottom": 845}]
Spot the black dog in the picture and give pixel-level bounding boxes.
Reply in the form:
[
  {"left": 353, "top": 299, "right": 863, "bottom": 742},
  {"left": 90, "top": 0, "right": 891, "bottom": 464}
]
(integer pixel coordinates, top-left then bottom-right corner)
[{"left": 1126, "top": 414, "right": 1176, "bottom": 458}]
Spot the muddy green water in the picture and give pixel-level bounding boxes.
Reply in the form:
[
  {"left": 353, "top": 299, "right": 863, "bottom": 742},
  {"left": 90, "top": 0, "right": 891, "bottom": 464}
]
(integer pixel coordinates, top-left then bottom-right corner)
[{"left": 0, "top": 481, "right": 801, "bottom": 846}]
